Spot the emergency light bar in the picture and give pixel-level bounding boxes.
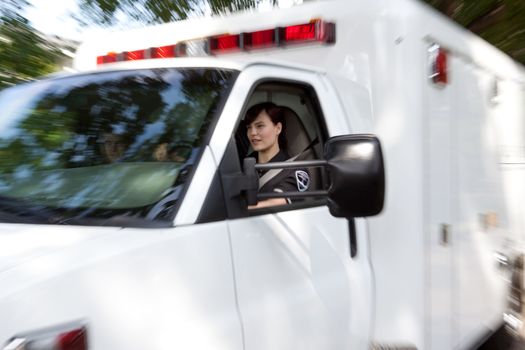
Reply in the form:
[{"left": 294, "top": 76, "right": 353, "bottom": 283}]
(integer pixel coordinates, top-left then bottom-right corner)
[{"left": 97, "top": 19, "right": 335, "bottom": 65}]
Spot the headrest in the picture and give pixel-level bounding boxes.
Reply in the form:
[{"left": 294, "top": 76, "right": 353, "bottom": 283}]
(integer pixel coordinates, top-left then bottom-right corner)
[{"left": 281, "top": 107, "right": 311, "bottom": 156}]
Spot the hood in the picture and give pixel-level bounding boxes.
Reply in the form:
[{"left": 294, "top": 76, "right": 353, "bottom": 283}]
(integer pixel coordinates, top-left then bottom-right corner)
[{"left": 0, "top": 223, "right": 118, "bottom": 276}]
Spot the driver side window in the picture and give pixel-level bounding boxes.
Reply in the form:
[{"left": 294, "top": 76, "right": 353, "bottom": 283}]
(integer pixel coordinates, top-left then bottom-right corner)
[{"left": 234, "top": 81, "right": 329, "bottom": 212}]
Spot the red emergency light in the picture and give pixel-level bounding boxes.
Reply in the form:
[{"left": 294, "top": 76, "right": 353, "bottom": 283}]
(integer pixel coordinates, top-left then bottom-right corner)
[
  {"left": 281, "top": 20, "right": 335, "bottom": 45},
  {"left": 209, "top": 34, "right": 242, "bottom": 54},
  {"left": 152, "top": 44, "right": 177, "bottom": 58},
  {"left": 125, "top": 49, "right": 146, "bottom": 61},
  {"left": 96, "top": 52, "right": 117, "bottom": 65},
  {"left": 284, "top": 23, "right": 316, "bottom": 42},
  {"left": 244, "top": 29, "right": 276, "bottom": 49}
]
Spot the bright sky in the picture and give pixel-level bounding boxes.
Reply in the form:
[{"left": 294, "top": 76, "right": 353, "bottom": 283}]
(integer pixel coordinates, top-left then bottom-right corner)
[
  {"left": 25, "top": 0, "right": 88, "bottom": 41},
  {"left": 25, "top": 0, "right": 303, "bottom": 42}
]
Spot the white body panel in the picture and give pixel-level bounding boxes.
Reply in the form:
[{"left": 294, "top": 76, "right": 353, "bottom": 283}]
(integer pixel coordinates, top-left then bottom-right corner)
[
  {"left": 1, "top": 0, "right": 524, "bottom": 349},
  {"left": 0, "top": 223, "right": 243, "bottom": 350},
  {"left": 228, "top": 208, "right": 373, "bottom": 350}
]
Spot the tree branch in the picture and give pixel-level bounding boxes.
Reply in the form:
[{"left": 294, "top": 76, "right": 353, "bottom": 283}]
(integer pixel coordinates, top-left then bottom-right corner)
[
  {"left": 436, "top": 0, "right": 462, "bottom": 17},
  {"left": 466, "top": 3, "right": 506, "bottom": 34}
]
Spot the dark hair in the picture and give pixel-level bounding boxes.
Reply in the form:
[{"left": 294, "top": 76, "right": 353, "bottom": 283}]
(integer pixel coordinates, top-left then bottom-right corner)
[{"left": 245, "top": 102, "right": 287, "bottom": 150}]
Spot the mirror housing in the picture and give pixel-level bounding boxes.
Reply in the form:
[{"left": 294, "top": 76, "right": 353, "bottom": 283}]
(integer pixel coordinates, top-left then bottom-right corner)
[{"left": 324, "top": 134, "right": 385, "bottom": 218}]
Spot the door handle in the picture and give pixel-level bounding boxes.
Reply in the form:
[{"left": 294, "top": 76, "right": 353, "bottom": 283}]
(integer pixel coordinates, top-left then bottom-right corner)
[{"left": 440, "top": 224, "right": 450, "bottom": 246}]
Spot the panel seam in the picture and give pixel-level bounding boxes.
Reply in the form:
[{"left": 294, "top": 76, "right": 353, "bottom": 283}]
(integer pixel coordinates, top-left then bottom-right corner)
[{"left": 226, "top": 222, "right": 247, "bottom": 350}]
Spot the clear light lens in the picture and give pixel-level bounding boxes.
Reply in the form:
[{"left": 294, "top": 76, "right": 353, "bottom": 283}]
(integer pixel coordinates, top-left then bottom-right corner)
[{"left": 183, "top": 39, "right": 209, "bottom": 56}]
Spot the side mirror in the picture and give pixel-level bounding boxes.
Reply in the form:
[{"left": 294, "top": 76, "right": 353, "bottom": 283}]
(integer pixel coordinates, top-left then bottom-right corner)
[
  {"left": 324, "top": 134, "right": 385, "bottom": 218},
  {"left": 235, "top": 134, "right": 385, "bottom": 219}
]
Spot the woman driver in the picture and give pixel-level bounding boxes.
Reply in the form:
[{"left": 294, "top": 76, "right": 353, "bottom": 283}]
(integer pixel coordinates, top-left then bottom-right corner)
[{"left": 245, "top": 102, "right": 310, "bottom": 209}]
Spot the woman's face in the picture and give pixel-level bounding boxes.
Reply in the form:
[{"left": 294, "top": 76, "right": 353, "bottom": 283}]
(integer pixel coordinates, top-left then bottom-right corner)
[
  {"left": 246, "top": 110, "right": 282, "bottom": 153},
  {"left": 101, "top": 133, "right": 125, "bottom": 162}
]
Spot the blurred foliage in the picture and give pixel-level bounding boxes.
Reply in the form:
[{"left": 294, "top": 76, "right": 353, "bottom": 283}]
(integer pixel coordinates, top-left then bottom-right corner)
[
  {"left": 0, "top": 0, "right": 66, "bottom": 89},
  {"left": 75, "top": 0, "right": 275, "bottom": 25},
  {"left": 423, "top": 0, "right": 525, "bottom": 64},
  {"left": 0, "top": 68, "right": 231, "bottom": 172}
]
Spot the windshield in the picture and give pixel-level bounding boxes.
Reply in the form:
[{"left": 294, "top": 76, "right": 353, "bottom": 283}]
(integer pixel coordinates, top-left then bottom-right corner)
[{"left": 0, "top": 68, "right": 235, "bottom": 226}]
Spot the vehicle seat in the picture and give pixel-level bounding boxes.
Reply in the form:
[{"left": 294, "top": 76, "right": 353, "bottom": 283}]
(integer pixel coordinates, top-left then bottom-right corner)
[
  {"left": 281, "top": 106, "right": 311, "bottom": 157},
  {"left": 280, "top": 107, "right": 320, "bottom": 190}
]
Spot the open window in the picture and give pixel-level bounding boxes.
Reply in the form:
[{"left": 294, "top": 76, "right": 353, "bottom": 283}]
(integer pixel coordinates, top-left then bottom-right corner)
[
  {"left": 233, "top": 80, "right": 330, "bottom": 212},
  {"left": 215, "top": 79, "right": 385, "bottom": 221}
]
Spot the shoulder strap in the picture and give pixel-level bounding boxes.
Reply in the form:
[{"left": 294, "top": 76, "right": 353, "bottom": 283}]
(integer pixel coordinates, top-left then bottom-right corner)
[
  {"left": 258, "top": 137, "right": 319, "bottom": 190},
  {"left": 258, "top": 154, "right": 299, "bottom": 189}
]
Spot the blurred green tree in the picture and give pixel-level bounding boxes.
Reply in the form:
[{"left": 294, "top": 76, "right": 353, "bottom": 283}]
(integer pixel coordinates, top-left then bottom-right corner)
[
  {"left": 75, "top": 0, "right": 274, "bottom": 25},
  {"left": 422, "top": 0, "right": 525, "bottom": 63},
  {"left": 0, "top": 0, "right": 66, "bottom": 88}
]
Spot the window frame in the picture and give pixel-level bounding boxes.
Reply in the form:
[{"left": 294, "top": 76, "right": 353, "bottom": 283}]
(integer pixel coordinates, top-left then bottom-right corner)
[{"left": 231, "top": 78, "right": 332, "bottom": 218}]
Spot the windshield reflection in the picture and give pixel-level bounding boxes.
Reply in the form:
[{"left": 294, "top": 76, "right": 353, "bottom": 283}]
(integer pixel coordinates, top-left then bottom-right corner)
[{"left": 0, "top": 68, "right": 234, "bottom": 226}]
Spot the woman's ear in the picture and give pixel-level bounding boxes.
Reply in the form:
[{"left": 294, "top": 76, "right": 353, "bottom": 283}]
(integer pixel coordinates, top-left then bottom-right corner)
[{"left": 276, "top": 122, "right": 282, "bottom": 134}]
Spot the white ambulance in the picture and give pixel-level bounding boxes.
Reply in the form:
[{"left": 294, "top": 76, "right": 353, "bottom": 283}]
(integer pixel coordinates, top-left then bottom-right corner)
[{"left": 1, "top": 0, "right": 524, "bottom": 349}]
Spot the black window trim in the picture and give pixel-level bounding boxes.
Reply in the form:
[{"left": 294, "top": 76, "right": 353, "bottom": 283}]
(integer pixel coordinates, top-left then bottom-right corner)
[{"left": 168, "top": 69, "right": 240, "bottom": 227}]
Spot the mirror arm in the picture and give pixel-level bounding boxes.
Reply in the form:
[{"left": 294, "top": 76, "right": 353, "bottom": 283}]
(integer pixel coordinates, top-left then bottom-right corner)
[
  {"left": 253, "top": 159, "right": 329, "bottom": 201},
  {"left": 258, "top": 190, "right": 328, "bottom": 200},
  {"left": 254, "top": 159, "right": 327, "bottom": 171}
]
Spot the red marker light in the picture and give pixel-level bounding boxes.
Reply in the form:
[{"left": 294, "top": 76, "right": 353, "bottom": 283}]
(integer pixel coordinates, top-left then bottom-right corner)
[
  {"left": 57, "top": 328, "right": 88, "bottom": 350},
  {"left": 245, "top": 29, "right": 276, "bottom": 49},
  {"left": 434, "top": 49, "right": 448, "bottom": 84},
  {"left": 429, "top": 44, "right": 448, "bottom": 85},
  {"left": 210, "top": 34, "right": 241, "bottom": 54},
  {"left": 4, "top": 323, "right": 88, "bottom": 350}
]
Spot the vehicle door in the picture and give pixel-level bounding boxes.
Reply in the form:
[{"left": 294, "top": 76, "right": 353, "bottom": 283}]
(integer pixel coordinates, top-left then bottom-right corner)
[{"left": 214, "top": 64, "right": 375, "bottom": 350}]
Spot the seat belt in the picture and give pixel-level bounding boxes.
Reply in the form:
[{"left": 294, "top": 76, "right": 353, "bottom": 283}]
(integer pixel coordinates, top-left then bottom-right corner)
[
  {"left": 258, "top": 137, "right": 319, "bottom": 190},
  {"left": 258, "top": 154, "right": 299, "bottom": 189}
]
